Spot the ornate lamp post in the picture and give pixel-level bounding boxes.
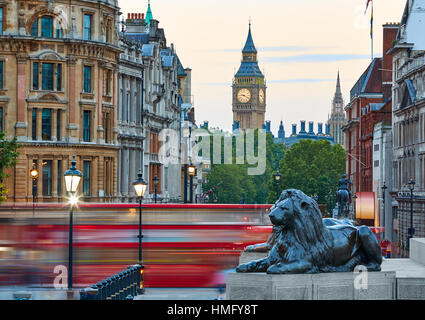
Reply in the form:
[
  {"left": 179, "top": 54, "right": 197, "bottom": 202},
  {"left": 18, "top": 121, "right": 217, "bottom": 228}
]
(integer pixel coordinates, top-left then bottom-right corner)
[
  {"left": 408, "top": 177, "right": 415, "bottom": 252},
  {"left": 64, "top": 156, "right": 82, "bottom": 290},
  {"left": 381, "top": 181, "right": 388, "bottom": 239},
  {"left": 188, "top": 164, "right": 196, "bottom": 203},
  {"left": 153, "top": 175, "right": 159, "bottom": 204},
  {"left": 133, "top": 170, "right": 147, "bottom": 294},
  {"left": 273, "top": 169, "right": 281, "bottom": 198},
  {"left": 30, "top": 163, "right": 39, "bottom": 217}
]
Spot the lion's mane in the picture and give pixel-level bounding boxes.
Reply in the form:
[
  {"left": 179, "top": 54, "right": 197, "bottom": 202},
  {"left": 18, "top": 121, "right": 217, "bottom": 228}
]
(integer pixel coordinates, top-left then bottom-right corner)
[{"left": 271, "top": 189, "right": 333, "bottom": 269}]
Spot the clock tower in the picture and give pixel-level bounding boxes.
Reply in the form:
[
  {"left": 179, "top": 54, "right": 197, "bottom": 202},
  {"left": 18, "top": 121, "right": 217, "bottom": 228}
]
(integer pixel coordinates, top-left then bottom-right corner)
[{"left": 232, "top": 23, "right": 266, "bottom": 130}]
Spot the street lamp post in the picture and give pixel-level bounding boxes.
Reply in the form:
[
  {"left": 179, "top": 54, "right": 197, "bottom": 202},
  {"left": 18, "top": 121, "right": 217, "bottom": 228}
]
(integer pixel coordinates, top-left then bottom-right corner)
[
  {"left": 408, "top": 177, "right": 415, "bottom": 252},
  {"left": 352, "top": 193, "right": 358, "bottom": 220},
  {"left": 188, "top": 164, "right": 196, "bottom": 203},
  {"left": 381, "top": 181, "right": 388, "bottom": 239},
  {"left": 64, "top": 155, "right": 82, "bottom": 291},
  {"left": 30, "top": 163, "right": 39, "bottom": 217},
  {"left": 133, "top": 170, "right": 147, "bottom": 294},
  {"left": 153, "top": 175, "right": 159, "bottom": 204},
  {"left": 273, "top": 169, "right": 281, "bottom": 198}
]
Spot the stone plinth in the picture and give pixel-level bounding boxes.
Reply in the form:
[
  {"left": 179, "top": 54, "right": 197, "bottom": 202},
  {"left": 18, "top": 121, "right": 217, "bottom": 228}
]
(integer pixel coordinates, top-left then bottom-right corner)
[
  {"left": 226, "top": 271, "right": 396, "bottom": 300},
  {"left": 234, "top": 238, "right": 425, "bottom": 300},
  {"left": 410, "top": 238, "right": 425, "bottom": 266}
]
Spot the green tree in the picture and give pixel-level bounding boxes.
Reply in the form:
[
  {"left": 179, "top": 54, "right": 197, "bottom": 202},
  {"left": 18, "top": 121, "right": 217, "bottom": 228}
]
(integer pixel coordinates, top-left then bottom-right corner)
[
  {"left": 203, "top": 131, "right": 285, "bottom": 204},
  {"left": 270, "top": 139, "right": 345, "bottom": 208},
  {"left": 0, "top": 131, "right": 20, "bottom": 203}
]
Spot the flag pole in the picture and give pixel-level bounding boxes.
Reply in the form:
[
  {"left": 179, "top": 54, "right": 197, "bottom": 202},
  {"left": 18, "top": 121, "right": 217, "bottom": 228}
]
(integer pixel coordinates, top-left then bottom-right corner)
[{"left": 371, "top": 0, "right": 374, "bottom": 61}]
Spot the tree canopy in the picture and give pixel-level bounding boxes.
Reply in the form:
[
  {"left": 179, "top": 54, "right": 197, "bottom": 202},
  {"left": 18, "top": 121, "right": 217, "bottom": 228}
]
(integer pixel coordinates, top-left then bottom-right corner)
[{"left": 271, "top": 139, "right": 346, "bottom": 207}]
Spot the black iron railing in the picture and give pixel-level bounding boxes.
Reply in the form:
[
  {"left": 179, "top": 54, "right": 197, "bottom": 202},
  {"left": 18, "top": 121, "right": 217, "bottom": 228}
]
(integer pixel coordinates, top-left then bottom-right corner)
[{"left": 80, "top": 264, "right": 142, "bottom": 300}]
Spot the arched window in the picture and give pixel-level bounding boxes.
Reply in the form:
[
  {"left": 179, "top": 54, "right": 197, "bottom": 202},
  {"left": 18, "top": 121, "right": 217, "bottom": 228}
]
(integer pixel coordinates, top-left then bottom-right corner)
[{"left": 30, "top": 15, "right": 64, "bottom": 39}]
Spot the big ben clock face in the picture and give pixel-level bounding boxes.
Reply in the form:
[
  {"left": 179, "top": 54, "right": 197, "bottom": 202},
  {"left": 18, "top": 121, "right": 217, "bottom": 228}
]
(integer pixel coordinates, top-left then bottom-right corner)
[
  {"left": 259, "top": 89, "right": 265, "bottom": 103},
  {"left": 237, "top": 88, "right": 251, "bottom": 103}
]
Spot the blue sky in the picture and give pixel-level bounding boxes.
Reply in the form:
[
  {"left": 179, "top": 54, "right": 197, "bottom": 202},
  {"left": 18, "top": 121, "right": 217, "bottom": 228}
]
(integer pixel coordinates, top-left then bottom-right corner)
[{"left": 120, "top": 0, "right": 406, "bottom": 134}]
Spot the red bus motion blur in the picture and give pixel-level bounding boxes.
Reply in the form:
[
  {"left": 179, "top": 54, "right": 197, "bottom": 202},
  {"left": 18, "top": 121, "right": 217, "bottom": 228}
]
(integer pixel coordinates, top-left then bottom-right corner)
[{"left": 0, "top": 203, "right": 272, "bottom": 288}]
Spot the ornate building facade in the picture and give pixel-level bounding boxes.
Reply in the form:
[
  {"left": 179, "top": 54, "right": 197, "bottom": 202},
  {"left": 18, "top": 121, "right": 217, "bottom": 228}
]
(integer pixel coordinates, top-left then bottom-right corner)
[
  {"left": 119, "top": 7, "right": 193, "bottom": 203},
  {"left": 232, "top": 23, "right": 266, "bottom": 130},
  {"left": 389, "top": 0, "right": 425, "bottom": 256},
  {"left": 1, "top": 0, "right": 121, "bottom": 203},
  {"left": 327, "top": 72, "right": 345, "bottom": 146},
  {"left": 117, "top": 28, "right": 144, "bottom": 203}
]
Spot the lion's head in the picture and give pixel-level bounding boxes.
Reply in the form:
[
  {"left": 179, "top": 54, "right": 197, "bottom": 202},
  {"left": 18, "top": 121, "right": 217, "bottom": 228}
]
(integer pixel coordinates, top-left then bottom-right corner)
[{"left": 269, "top": 189, "right": 332, "bottom": 264}]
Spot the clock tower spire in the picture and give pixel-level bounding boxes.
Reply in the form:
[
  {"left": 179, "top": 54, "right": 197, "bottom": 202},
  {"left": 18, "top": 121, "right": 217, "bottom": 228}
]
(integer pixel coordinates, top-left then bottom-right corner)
[{"left": 232, "top": 22, "right": 266, "bottom": 130}]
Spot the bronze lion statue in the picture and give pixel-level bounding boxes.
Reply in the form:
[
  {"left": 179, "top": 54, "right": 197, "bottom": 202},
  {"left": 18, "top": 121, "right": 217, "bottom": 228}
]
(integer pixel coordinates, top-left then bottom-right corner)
[{"left": 236, "top": 189, "right": 382, "bottom": 274}]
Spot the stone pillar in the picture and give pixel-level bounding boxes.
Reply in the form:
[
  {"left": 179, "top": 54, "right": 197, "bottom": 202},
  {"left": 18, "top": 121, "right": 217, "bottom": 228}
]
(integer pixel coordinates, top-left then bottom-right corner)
[
  {"left": 93, "top": 156, "right": 98, "bottom": 200},
  {"left": 117, "top": 148, "right": 121, "bottom": 196},
  {"left": 52, "top": 159, "right": 58, "bottom": 199},
  {"left": 97, "top": 63, "right": 105, "bottom": 143},
  {"left": 130, "top": 147, "right": 136, "bottom": 199},
  {"left": 61, "top": 158, "right": 67, "bottom": 198},
  {"left": 123, "top": 148, "right": 129, "bottom": 199},
  {"left": 68, "top": 57, "right": 78, "bottom": 142},
  {"left": 98, "top": 155, "right": 104, "bottom": 197},
  {"left": 36, "top": 109, "right": 42, "bottom": 141},
  {"left": 52, "top": 109, "right": 57, "bottom": 141},
  {"left": 130, "top": 78, "right": 136, "bottom": 125},
  {"left": 37, "top": 158, "right": 43, "bottom": 198},
  {"left": 15, "top": 54, "right": 28, "bottom": 140},
  {"left": 117, "top": 74, "right": 122, "bottom": 122},
  {"left": 60, "top": 109, "right": 66, "bottom": 141},
  {"left": 113, "top": 69, "right": 118, "bottom": 142},
  {"left": 26, "top": 156, "right": 34, "bottom": 201}
]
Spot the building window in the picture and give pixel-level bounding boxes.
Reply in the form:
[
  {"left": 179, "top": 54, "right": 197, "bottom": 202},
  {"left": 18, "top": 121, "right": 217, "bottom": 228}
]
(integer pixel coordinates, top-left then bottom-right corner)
[
  {"left": 57, "top": 109, "right": 61, "bottom": 141},
  {"left": 42, "top": 109, "right": 52, "bottom": 140},
  {"left": 83, "top": 14, "right": 92, "bottom": 40},
  {"left": 104, "top": 70, "right": 111, "bottom": 96},
  {"left": 83, "top": 161, "right": 91, "bottom": 196},
  {"left": 57, "top": 64, "right": 62, "bottom": 91},
  {"left": 374, "top": 144, "right": 379, "bottom": 151},
  {"left": 31, "top": 18, "right": 39, "bottom": 36},
  {"left": 31, "top": 16, "right": 63, "bottom": 38},
  {"left": 42, "top": 160, "right": 52, "bottom": 196},
  {"left": 0, "top": 106, "right": 3, "bottom": 132},
  {"left": 0, "top": 7, "right": 3, "bottom": 34},
  {"left": 57, "top": 160, "right": 62, "bottom": 196},
  {"left": 104, "top": 112, "right": 111, "bottom": 144},
  {"left": 0, "top": 61, "right": 3, "bottom": 88},
  {"left": 83, "top": 110, "right": 91, "bottom": 142},
  {"left": 41, "top": 16, "right": 53, "bottom": 38},
  {"left": 84, "top": 66, "right": 92, "bottom": 93},
  {"left": 33, "top": 62, "right": 39, "bottom": 90},
  {"left": 32, "top": 109, "right": 36, "bottom": 140},
  {"left": 42, "top": 63, "right": 54, "bottom": 91}
]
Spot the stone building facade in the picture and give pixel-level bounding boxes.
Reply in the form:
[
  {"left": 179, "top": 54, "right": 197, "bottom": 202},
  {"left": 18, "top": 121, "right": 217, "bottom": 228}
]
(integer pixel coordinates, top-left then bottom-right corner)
[
  {"left": 0, "top": 0, "right": 121, "bottom": 203},
  {"left": 120, "top": 9, "right": 193, "bottom": 203},
  {"left": 117, "top": 33, "right": 144, "bottom": 203},
  {"left": 389, "top": 0, "right": 425, "bottom": 256}
]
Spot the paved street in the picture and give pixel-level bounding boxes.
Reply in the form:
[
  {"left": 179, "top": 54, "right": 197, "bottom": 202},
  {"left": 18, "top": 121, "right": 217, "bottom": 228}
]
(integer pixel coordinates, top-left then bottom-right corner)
[{"left": 134, "top": 288, "right": 225, "bottom": 300}]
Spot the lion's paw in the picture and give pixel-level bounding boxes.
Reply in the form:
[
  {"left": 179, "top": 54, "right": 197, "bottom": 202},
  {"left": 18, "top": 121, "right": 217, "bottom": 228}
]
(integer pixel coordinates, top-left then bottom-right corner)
[
  {"left": 236, "top": 264, "right": 249, "bottom": 273},
  {"left": 266, "top": 264, "right": 285, "bottom": 274}
]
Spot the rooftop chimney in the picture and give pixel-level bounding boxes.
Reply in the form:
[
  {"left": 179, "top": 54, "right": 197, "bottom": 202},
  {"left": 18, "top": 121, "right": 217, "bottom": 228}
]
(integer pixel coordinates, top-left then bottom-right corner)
[
  {"left": 318, "top": 123, "right": 323, "bottom": 135},
  {"left": 292, "top": 124, "right": 297, "bottom": 136}
]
